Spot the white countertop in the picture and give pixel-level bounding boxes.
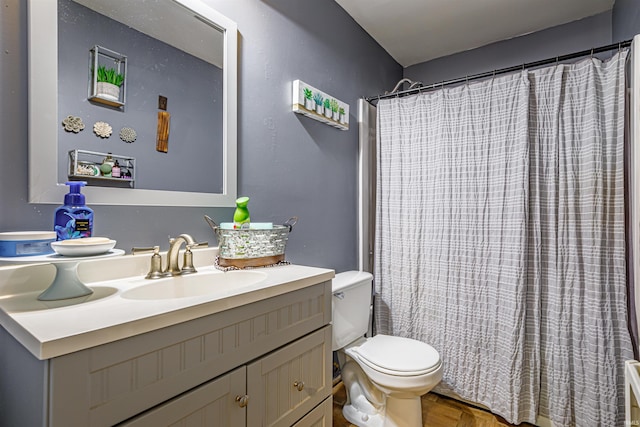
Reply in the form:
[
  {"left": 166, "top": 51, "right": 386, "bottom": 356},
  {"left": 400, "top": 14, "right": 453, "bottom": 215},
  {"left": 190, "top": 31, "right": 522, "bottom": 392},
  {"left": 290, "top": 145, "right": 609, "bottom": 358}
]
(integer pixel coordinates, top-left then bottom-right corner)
[{"left": 0, "top": 250, "right": 334, "bottom": 360}]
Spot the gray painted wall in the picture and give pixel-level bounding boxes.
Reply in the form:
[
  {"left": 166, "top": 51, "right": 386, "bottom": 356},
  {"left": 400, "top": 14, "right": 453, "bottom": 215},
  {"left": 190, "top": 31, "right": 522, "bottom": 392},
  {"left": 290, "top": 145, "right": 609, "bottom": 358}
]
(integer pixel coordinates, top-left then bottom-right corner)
[
  {"left": 202, "top": 0, "right": 401, "bottom": 271},
  {"left": 0, "top": 1, "right": 622, "bottom": 273},
  {"left": 404, "top": 12, "right": 612, "bottom": 86},
  {"left": 613, "top": 0, "right": 640, "bottom": 43},
  {"left": 0, "top": 0, "right": 401, "bottom": 272}
]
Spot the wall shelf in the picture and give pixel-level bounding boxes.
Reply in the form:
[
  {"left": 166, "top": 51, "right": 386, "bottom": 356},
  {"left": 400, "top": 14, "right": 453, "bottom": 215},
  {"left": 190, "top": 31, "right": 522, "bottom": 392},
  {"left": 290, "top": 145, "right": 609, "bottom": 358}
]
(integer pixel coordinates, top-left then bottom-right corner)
[
  {"left": 68, "top": 149, "right": 135, "bottom": 188},
  {"left": 292, "top": 80, "right": 349, "bottom": 130},
  {"left": 88, "top": 45, "right": 127, "bottom": 109}
]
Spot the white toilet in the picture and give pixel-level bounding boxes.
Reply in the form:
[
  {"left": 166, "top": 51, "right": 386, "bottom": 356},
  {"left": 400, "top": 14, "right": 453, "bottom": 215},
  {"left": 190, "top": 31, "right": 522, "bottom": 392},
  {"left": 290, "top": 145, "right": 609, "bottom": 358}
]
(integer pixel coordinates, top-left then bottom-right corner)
[{"left": 332, "top": 271, "right": 443, "bottom": 427}]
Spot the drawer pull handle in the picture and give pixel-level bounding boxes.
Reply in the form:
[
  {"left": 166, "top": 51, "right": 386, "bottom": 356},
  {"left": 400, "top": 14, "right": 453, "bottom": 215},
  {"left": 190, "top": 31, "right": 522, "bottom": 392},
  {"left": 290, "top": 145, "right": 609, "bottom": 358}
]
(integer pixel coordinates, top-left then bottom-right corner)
[
  {"left": 293, "top": 381, "right": 305, "bottom": 391},
  {"left": 235, "top": 395, "right": 249, "bottom": 408}
]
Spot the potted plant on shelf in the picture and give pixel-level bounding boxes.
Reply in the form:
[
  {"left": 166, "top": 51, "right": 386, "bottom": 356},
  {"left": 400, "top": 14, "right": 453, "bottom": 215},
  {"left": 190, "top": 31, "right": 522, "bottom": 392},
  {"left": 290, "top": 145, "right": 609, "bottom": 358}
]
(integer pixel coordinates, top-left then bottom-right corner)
[
  {"left": 330, "top": 99, "right": 340, "bottom": 121},
  {"left": 313, "top": 93, "right": 324, "bottom": 115},
  {"left": 339, "top": 107, "right": 346, "bottom": 124},
  {"left": 303, "top": 88, "right": 314, "bottom": 110},
  {"left": 95, "top": 65, "right": 124, "bottom": 101},
  {"left": 323, "top": 98, "right": 332, "bottom": 118}
]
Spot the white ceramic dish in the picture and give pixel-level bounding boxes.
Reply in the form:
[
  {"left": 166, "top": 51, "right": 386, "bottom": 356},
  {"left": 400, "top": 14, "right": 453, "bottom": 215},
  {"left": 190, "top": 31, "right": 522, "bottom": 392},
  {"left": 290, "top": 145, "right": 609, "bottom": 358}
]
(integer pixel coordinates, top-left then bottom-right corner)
[{"left": 51, "top": 239, "right": 117, "bottom": 257}]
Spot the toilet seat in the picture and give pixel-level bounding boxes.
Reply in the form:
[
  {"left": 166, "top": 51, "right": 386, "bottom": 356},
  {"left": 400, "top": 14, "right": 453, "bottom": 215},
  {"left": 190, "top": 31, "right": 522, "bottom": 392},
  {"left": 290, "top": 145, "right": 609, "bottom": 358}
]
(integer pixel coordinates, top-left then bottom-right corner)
[{"left": 353, "top": 334, "right": 441, "bottom": 377}]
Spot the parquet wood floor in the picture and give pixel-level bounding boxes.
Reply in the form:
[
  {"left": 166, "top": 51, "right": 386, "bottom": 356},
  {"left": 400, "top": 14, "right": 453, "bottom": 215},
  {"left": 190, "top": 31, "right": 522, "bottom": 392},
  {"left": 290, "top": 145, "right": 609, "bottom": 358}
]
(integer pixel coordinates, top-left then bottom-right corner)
[{"left": 332, "top": 382, "right": 535, "bottom": 427}]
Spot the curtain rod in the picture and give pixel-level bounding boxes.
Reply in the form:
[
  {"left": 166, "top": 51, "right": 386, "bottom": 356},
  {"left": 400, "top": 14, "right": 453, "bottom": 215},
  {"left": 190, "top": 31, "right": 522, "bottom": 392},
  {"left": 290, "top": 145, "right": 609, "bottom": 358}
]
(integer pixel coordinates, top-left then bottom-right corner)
[{"left": 365, "top": 39, "right": 633, "bottom": 104}]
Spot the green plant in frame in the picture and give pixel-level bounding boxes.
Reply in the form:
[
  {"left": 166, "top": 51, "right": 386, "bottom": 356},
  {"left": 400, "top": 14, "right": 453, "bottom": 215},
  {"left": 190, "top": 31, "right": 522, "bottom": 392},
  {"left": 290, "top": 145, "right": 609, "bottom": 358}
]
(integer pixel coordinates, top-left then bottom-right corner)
[
  {"left": 323, "top": 98, "right": 330, "bottom": 109},
  {"left": 339, "top": 107, "right": 345, "bottom": 115},
  {"left": 313, "top": 92, "right": 323, "bottom": 105},
  {"left": 330, "top": 99, "right": 339, "bottom": 113},
  {"left": 303, "top": 88, "right": 313, "bottom": 100},
  {"left": 96, "top": 65, "right": 124, "bottom": 86}
]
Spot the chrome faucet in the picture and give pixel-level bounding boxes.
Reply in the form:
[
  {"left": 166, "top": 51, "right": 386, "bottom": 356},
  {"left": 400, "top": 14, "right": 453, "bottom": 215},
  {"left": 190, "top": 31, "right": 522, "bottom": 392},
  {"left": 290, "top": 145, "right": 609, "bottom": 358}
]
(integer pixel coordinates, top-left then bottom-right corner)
[{"left": 165, "top": 234, "right": 207, "bottom": 276}]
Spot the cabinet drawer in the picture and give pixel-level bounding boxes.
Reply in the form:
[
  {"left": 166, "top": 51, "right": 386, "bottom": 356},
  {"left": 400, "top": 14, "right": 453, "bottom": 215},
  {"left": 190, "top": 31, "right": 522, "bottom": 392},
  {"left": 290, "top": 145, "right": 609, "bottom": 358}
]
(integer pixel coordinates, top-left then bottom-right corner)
[
  {"left": 247, "top": 326, "right": 332, "bottom": 427},
  {"left": 293, "top": 398, "right": 332, "bottom": 427},
  {"left": 118, "top": 367, "right": 246, "bottom": 427}
]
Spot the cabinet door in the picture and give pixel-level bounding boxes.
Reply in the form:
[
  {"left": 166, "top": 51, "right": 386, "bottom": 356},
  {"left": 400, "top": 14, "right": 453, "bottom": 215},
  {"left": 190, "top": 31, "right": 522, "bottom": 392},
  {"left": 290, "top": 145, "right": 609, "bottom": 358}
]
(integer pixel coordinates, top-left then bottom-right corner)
[
  {"left": 118, "top": 367, "right": 246, "bottom": 427},
  {"left": 292, "top": 398, "right": 332, "bottom": 427},
  {"left": 247, "top": 326, "right": 332, "bottom": 427}
]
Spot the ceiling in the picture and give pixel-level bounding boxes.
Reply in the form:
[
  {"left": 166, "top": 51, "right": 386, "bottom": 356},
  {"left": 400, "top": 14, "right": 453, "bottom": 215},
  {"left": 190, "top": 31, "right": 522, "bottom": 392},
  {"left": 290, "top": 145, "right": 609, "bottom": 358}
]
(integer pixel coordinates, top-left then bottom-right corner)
[
  {"left": 74, "top": 0, "right": 224, "bottom": 68},
  {"left": 335, "top": 0, "right": 615, "bottom": 67}
]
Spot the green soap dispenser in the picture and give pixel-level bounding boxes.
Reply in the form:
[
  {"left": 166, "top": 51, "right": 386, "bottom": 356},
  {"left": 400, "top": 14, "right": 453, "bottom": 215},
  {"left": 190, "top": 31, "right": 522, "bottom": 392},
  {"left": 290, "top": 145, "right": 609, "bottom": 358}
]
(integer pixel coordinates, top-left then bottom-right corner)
[
  {"left": 54, "top": 181, "right": 94, "bottom": 240},
  {"left": 233, "top": 196, "right": 250, "bottom": 228}
]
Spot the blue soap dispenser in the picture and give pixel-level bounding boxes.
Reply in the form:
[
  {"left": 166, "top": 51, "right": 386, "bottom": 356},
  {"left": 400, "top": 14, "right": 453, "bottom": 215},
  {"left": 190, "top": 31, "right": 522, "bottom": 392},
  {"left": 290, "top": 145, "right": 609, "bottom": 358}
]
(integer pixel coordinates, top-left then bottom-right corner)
[{"left": 54, "top": 181, "right": 94, "bottom": 241}]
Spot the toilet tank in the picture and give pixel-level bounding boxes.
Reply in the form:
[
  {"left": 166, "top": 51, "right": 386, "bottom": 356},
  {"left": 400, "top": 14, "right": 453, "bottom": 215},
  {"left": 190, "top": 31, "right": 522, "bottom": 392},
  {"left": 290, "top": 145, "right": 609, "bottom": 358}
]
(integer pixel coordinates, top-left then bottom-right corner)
[{"left": 332, "top": 270, "right": 373, "bottom": 351}]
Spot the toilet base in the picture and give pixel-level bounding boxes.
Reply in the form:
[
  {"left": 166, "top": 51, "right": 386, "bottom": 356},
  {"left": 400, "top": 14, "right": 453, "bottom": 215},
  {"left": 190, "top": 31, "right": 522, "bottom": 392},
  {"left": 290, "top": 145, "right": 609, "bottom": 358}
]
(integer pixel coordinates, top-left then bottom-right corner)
[
  {"left": 343, "top": 400, "right": 385, "bottom": 427},
  {"left": 343, "top": 394, "right": 423, "bottom": 427},
  {"left": 340, "top": 356, "right": 430, "bottom": 427},
  {"left": 340, "top": 359, "right": 425, "bottom": 427},
  {"left": 341, "top": 360, "right": 385, "bottom": 427}
]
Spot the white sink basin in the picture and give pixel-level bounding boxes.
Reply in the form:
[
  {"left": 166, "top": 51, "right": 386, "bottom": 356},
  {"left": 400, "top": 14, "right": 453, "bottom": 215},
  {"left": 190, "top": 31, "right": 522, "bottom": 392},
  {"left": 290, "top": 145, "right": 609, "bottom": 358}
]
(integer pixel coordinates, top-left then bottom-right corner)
[{"left": 121, "top": 270, "right": 267, "bottom": 300}]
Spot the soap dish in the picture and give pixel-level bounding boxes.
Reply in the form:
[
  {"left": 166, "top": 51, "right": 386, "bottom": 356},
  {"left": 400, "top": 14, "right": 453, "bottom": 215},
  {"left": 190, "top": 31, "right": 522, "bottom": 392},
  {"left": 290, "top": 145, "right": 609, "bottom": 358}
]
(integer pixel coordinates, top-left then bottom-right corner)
[{"left": 51, "top": 238, "right": 116, "bottom": 257}]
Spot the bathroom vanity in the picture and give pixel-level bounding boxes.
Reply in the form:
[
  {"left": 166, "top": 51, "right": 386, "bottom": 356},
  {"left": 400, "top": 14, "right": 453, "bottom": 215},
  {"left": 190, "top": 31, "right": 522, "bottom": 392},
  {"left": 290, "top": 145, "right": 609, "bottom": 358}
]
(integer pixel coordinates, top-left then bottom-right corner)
[{"left": 0, "top": 250, "right": 334, "bottom": 426}]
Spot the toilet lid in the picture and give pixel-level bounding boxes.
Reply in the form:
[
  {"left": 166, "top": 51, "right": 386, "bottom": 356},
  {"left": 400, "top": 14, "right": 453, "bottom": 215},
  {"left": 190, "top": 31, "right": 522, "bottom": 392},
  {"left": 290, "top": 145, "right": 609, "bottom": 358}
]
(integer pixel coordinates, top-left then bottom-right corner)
[{"left": 354, "top": 335, "right": 440, "bottom": 376}]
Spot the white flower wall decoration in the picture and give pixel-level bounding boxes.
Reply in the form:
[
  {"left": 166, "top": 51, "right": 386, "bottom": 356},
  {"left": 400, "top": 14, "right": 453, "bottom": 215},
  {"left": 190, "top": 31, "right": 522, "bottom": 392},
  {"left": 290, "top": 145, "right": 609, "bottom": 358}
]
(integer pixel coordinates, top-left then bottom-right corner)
[{"left": 93, "top": 121, "right": 113, "bottom": 138}]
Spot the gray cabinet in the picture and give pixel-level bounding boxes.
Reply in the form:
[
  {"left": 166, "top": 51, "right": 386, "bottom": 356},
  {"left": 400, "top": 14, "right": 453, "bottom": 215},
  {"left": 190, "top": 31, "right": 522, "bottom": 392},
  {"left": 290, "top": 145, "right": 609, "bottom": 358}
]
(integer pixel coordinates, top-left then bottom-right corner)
[
  {"left": 0, "top": 281, "right": 332, "bottom": 427},
  {"left": 122, "top": 326, "right": 332, "bottom": 427}
]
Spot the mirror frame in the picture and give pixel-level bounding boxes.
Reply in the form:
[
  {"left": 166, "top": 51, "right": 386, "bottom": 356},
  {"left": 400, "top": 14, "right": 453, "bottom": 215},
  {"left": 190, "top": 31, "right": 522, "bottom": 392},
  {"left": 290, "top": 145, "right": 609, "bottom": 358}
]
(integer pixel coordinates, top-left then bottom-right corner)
[{"left": 28, "top": 0, "right": 237, "bottom": 207}]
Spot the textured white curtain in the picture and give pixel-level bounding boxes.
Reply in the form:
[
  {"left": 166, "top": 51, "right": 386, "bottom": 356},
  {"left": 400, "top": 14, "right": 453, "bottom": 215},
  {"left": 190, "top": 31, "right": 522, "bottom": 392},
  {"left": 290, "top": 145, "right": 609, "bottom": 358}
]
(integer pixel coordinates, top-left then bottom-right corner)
[
  {"left": 374, "top": 51, "right": 633, "bottom": 425},
  {"left": 527, "top": 52, "right": 633, "bottom": 426}
]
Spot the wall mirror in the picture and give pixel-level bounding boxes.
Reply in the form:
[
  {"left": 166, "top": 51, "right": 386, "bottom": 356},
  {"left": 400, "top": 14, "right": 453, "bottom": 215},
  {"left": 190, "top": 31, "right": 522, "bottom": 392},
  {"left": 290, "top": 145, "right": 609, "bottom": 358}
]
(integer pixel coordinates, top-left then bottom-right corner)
[{"left": 28, "top": 0, "right": 237, "bottom": 206}]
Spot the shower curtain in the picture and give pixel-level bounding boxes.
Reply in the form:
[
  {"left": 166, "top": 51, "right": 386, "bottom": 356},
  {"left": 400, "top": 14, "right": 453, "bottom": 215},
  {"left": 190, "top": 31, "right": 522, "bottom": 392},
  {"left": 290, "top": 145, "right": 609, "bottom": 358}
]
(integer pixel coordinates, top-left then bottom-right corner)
[{"left": 374, "top": 51, "right": 633, "bottom": 426}]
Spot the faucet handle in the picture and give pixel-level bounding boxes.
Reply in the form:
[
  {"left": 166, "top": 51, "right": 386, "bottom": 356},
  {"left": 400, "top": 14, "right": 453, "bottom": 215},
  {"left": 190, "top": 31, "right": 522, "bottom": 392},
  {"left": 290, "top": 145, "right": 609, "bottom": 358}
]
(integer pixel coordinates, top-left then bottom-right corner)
[
  {"left": 181, "top": 242, "right": 208, "bottom": 275},
  {"left": 131, "top": 246, "right": 159, "bottom": 255},
  {"left": 181, "top": 245, "right": 197, "bottom": 275},
  {"left": 132, "top": 246, "right": 165, "bottom": 279},
  {"left": 188, "top": 241, "right": 208, "bottom": 249}
]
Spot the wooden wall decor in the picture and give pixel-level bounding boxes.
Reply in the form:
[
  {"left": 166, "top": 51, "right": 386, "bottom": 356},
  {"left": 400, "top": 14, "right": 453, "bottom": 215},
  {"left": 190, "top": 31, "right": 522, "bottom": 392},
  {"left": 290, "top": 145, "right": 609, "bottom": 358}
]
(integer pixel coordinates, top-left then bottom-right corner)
[{"left": 156, "top": 111, "right": 170, "bottom": 153}]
